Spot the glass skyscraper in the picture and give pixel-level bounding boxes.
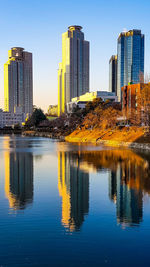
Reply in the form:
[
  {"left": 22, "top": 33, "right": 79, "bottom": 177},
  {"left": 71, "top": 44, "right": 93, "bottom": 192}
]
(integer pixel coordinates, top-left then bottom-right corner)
[
  {"left": 117, "top": 29, "right": 144, "bottom": 101},
  {"left": 58, "top": 26, "right": 89, "bottom": 116}
]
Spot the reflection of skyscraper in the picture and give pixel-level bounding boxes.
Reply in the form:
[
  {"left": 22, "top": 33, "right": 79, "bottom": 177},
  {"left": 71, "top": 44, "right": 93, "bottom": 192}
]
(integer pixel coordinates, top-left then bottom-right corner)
[
  {"left": 108, "top": 171, "right": 117, "bottom": 203},
  {"left": 5, "top": 151, "right": 33, "bottom": 210},
  {"left": 58, "top": 152, "right": 89, "bottom": 231},
  {"left": 109, "top": 165, "right": 143, "bottom": 226}
]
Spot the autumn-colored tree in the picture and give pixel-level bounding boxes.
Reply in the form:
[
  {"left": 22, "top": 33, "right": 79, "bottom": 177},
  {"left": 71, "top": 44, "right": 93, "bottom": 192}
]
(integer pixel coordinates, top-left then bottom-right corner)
[
  {"left": 82, "top": 100, "right": 121, "bottom": 131},
  {"left": 141, "top": 83, "right": 150, "bottom": 129},
  {"left": 127, "top": 83, "right": 150, "bottom": 129}
]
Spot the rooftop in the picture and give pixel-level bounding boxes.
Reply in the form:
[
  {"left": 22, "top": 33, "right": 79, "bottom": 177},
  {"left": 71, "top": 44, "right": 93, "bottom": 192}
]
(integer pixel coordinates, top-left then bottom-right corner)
[
  {"left": 11, "top": 47, "right": 24, "bottom": 51},
  {"left": 68, "top": 25, "right": 82, "bottom": 31},
  {"left": 118, "top": 29, "right": 143, "bottom": 39}
]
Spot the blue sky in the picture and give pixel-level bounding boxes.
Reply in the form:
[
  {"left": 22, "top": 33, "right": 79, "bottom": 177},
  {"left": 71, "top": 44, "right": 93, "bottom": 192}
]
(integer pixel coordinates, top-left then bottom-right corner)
[{"left": 0, "top": 0, "right": 150, "bottom": 111}]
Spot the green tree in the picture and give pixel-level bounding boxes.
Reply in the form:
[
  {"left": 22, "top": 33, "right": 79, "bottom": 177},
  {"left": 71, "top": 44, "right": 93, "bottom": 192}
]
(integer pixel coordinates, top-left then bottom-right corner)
[{"left": 25, "top": 108, "right": 47, "bottom": 128}]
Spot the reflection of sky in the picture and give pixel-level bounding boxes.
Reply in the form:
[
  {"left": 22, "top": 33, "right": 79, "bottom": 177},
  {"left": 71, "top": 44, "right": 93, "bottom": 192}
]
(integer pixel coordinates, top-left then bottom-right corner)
[{"left": 1, "top": 137, "right": 150, "bottom": 265}]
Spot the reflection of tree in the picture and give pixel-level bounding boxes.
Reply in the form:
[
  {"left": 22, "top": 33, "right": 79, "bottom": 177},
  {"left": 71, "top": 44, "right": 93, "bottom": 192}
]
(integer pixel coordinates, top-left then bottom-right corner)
[
  {"left": 58, "top": 152, "right": 89, "bottom": 232},
  {"left": 57, "top": 146, "right": 150, "bottom": 227},
  {"left": 5, "top": 151, "right": 33, "bottom": 210},
  {"left": 81, "top": 149, "right": 150, "bottom": 226},
  {"left": 81, "top": 149, "right": 149, "bottom": 226}
]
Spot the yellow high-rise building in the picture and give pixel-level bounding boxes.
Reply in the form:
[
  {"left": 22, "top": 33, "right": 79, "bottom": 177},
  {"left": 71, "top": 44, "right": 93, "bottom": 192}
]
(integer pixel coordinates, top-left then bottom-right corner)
[
  {"left": 4, "top": 47, "right": 33, "bottom": 116},
  {"left": 58, "top": 26, "right": 89, "bottom": 116}
]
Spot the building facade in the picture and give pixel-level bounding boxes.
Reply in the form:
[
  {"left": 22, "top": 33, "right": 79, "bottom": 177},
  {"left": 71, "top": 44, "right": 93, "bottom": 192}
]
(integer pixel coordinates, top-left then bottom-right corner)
[
  {"left": 117, "top": 30, "right": 144, "bottom": 102},
  {"left": 121, "top": 83, "right": 142, "bottom": 116},
  {"left": 0, "top": 109, "right": 23, "bottom": 128},
  {"left": 4, "top": 47, "right": 33, "bottom": 117},
  {"left": 67, "top": 91, "right": 118, "bottom": 113},
  {"left": 109, "top": 55, "right": 117, "bottom": 94},
  {"left": 58, "top": 26, "right": 89, "bottom": 116},
  {"left": 47, "top": 105, "right": 58, "bottom": 116}
]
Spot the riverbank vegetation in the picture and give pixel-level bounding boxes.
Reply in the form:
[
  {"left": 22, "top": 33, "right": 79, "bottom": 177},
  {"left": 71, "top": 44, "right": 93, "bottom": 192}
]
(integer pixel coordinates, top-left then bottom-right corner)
[{"left": 24, "top": 84, "right": 150, "bottom": 145}]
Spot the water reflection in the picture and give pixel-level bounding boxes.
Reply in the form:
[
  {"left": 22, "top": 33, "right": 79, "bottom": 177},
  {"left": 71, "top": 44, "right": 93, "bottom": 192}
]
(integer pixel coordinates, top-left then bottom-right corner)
[
  {"left": 109, "top": 169, "right": 143, "bottom": 226},
  {"left": 4, "top": 139, "right": 33, "bottom": 211},
  {"left": 57, "top": 146, "right": 150, "bottom": 228},
  {"left": 58, "top": 151, "right": 89, "bottom": 232}
]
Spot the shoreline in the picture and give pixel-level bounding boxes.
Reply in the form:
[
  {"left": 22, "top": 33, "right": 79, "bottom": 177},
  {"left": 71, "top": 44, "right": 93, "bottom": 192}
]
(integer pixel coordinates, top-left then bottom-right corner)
[
  {"left": 22, "top": 130, "right": 150, "bottom": 151},
  {"left": 22, "top": 130, "right": 65, "bottom": 141},
  {"left": 65, "top": 136, "right": 150, "bottom": 151}
]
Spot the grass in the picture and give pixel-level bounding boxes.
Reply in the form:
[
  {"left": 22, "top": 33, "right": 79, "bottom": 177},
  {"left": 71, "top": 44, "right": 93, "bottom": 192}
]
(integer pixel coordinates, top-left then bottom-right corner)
[{"left": 47, "top": 116, "right": 57, "bottom": 121}]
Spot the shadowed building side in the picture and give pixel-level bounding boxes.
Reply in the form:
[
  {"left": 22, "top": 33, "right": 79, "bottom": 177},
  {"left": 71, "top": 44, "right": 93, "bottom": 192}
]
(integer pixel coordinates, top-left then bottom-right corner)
[{"left": 109, "top": 55, "right": 117, "bottom": 95}]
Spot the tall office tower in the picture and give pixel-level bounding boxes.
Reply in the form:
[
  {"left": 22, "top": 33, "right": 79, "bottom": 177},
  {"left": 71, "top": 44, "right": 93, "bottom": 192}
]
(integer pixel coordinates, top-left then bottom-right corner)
[
  {"left": 109, "top": 55, "right": 117, "bottom": 94},
  {"left": 58, "top": 26, "right": 89, "bottom": 116},
  {"left": 117, "top": 29, "right": 144, "bottom": 101},
  {"left": 4, "top": 47, "right": 33, "bottom": 116}
]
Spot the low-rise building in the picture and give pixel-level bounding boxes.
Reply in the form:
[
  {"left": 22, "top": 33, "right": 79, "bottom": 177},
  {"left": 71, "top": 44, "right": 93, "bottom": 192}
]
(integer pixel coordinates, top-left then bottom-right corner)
[
  {"left": 67, "top": 91, "right": 118, "bottom": 113},
  {"left": 0, "top": 109, "right": 24, "bottom": 128},
  {"left": 47, "top": 105, "right": 58, "bottom": 116},
  {"left": 121, "top": 83, "right": 143, "bottom": 115}
]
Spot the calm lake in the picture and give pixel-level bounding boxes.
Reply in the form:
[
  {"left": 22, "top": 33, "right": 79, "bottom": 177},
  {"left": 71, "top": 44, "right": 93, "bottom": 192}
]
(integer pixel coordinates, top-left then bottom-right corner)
[{"left": 0, "top": 135, "right": 150, "bottom": 266}]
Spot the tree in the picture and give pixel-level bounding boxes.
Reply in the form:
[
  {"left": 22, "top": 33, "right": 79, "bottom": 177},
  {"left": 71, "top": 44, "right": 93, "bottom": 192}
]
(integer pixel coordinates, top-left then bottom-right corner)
[
  {"left": 141, "top": 83, "right": 150, "bottom": 129},
  {"left": 25, "top": 108, "right": 47, "bottom": 128},
  {"left": 128, "top": 83, "right": 150, "bottom": 129}
]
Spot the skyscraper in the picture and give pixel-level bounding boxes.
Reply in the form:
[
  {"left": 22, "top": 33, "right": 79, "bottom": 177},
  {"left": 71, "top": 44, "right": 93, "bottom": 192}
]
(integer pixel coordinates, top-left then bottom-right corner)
[
  {"left": 109, "top": 55, "right": 117, "bottom": 94},
  {"left": 4, "top": 47, "right": 33, "bottom": 116},
  {"left": 117, "top": 29, "right": 144, "bottom": 101},
  {"left": 58, "top": 26, "right": 89, "bottom": 116}
]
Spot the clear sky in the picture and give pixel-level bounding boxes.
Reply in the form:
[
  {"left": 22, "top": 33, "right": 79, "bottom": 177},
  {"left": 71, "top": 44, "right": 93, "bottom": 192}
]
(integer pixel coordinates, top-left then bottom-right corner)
[{"left": 0, "top": 0, "right": 150, "bottom": 112}]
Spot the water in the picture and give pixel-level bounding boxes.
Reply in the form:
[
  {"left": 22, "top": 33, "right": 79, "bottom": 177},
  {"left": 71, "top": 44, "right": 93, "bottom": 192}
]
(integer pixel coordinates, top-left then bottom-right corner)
[{"left": 0, "top": 135, "right": 150, "bottom": 266}]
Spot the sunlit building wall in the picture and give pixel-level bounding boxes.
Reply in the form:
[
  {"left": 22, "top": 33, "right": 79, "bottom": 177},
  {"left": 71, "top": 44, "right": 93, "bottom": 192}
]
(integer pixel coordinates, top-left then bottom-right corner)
[
  {"left": 58, "top": 26, "right": 89, "bottom": 116},
  {"left": 4, "top": 47, "right": 33, "bottom": 117},
  {"left": 117, "top": 30, "right": 144, "bottom": 102},
  {"left": 67, "top": 91, "right": 117, "bottom": 113}
]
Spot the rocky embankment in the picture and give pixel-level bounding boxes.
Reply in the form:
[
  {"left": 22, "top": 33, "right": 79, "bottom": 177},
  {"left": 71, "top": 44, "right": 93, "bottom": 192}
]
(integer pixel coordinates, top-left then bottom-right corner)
[
  {"left": 65, "top": 126, "right": 150, "bottom": 150},
  {"left": 23, "top": 126, "right": 150, "bottom": 150}
]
